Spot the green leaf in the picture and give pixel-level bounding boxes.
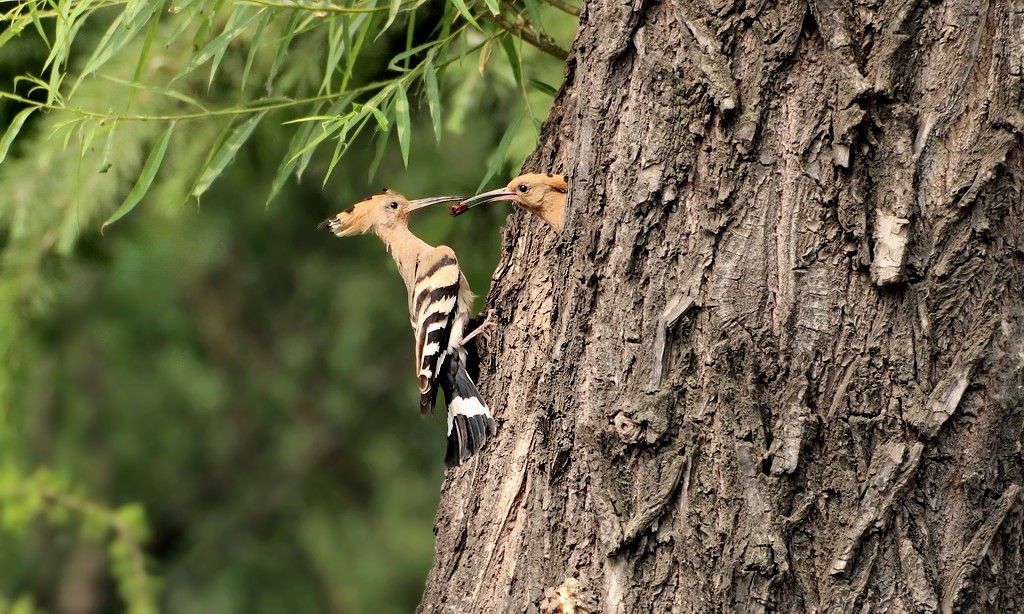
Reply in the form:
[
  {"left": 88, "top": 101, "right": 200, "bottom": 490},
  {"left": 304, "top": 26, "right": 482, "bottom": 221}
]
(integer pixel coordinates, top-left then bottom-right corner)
[
  {"left": 384, "top": 0, "right": 403, "bottom": 33},
  {"left": 123, "top": 6, "right": 162, "bottom": 114},
  {"left": 478, "top": 111, "right": 523, "bottom": 191},
  {"left": 76, "top": 1, "right": 161, "bottom": 89},
  {"left": 394, "top": 83, "right": 411, "bottom": 167},
  {"left": 191, "top": 112, "right": 266, "bottom": 199},
  {"left": 342, "top": 14, "right": 378, "bottom": 92},
  {"left": 266, "top": 9, "right": 302, "bottom": 91},
  {"left": 102, "top": 122, "right": 176, "bottom": 230},
  {"left": 207, "top": 5, "right": 260, "bottom": 89},
  {"left": 500, "top": 35, "right": 523, "bottom": 91},
  {"left": 165, "top": 0, "right": 206, "bottom": 46},
  {"left": 0, "top": 107, "right": 37, "bottom": 165},
  {"left": 423, "top": 58, "right": 442, "bottom": 142},
  {"left": 321, "top": 16, "right": 347, "bottom": 94},
  {"left": 97, "top": 120, "right": 118, "bottom": 174},
  {"left": 43, "top": 1, "right": 73, "bottom": 103},
  {"left": 175, "top": 5, "right": 262, "bottom": 83},
  {"left": 323, "top": 112, "right": 374, "bottom": 185},
  {"left": 446, "top": 0, "right": 479, "bottom": 28},
  {"left": 483, "top": 0, "right": 500, "bottom": 16},
  {"left": 242, "top": 9, "right": 272, "bottom": 92},
  {"left": 528, "top": 78, "right": 558, "bottom": 97},
  {"left": 386, "top": 39, "right": 439, "bottom": 73},
  {"left": 404, "top": 11, "right": 416, "bottom": 70},
  {"left": 98, "top": 75, "right": 209, "bottom": 111},
  {"left": 367, "top": 127, "right": 391, "bottom": 182},
  {"left": 266, "top": 117, "right": 316, "bottom": 206},
  {"left": 364, "top": 103, "right": 390, "bottom": 132},
  {"left": 26, "top": 1, "right": 50, "bottom": 49},
  {"left": 522, "top": 0, "right": 545, "bottom": 34},
  {"left": 287, "top": 95, "right": 356, "bottom": 174}
]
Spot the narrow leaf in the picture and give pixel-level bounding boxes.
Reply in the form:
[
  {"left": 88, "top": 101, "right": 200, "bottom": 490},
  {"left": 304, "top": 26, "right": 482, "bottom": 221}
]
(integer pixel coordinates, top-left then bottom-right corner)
[
  {"left": 191, "top": 112, "right": 266, "bottom": 199},
  {"left": 77, "top": 1, "right": 160, "bottom": 86},
  {"left": 478, "top": 111, "right": 523, "bottom": 191},
  {"left": 321, "top": 16, "right": 346, "bottom": 94},
  {"left": 242, "top": 9, "right": 272, "bottom": 92},
  {"left": 483, "top": 0, "right": 500, "bottom": 16},
  {"left": 521, "top": 0, "right": 545, "bottom": 34},
  {"left": 403, "top": 11, "right": 416, "bottom": 70},
  {"left": 324, "top": 113, "right": 373, "bottom": 185},
  {"left": 266, "top": 10, "right": 302, "bottom": 91},
  {"left": 478, "top": 37, "right": 495, "bottom": 74},
  {"left": 266, "top": 117, "right": 316, "bottom": 206},
  {"left": 97, "top": 120, "right": 118, "bottom": 174},
  {"left": 383, "top": 0, "right": 402, "bottom": 33},
  {"left": 0, "top": 107, "right": 37, "bottom": 165},
  {"left": 285, "top": 95, "right": 353, "bottom": 178},
  {"left": 207, "top": 6, "right": 257, "bottom": 89},
  {"left": 446, "top": 0, "right": 479, "bottom": 28},
  {"left": 124, "top": 7, "right": 162, "bottom": 114},
  {"left": 367, "top": 127, "right": 390, "bottom": 182},
  {"left": 386, "top": 39, "right": 439, "bottom": 72},
  {"left": 165, "top": 0, "right": 205, "bottom": 46},
  {"left": 394, "top": 83, "right": 411, "bottom": 167},
  {"left": 342, "top": 14, "right": 378, "bottom": 92},
  {"left": 99, "top": 75, "right": 209, "bottom": 111},
  {"left": 500, "top": 35, "right": 523, "bottom": 91},
  {"left": 528, "top": 78, "right": 558, "bottom": 97},
  {"left": 176, "top": 6, "right": 261, "bottom": 83},
  {"left": 423, "top": 59, "right": 442, "bottom": 142},
  {"left": 364, "top": 103, "right": 390, "bottom": 132},
  {"left": 103, "top": 122, "right": 176, "bottom": 230},
  {"left": 26, "top": 1, "right": 50, "bottom": 49}
]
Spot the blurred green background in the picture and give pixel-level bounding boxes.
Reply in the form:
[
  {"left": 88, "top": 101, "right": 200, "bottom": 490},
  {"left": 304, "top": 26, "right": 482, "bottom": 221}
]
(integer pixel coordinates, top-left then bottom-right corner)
[{"left": 0, "top": 2, "right": 575, "bottom": 612}]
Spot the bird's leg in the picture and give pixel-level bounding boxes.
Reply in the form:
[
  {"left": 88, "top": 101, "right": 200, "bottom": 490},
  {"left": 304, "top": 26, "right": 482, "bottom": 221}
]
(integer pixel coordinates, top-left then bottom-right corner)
[{"left": 461, "top": 310, "right": 494, "bottom": 346}]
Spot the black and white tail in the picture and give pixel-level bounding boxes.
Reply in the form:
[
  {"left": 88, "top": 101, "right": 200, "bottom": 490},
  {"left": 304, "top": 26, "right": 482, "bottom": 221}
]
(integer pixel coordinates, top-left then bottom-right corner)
[{"left": 441, "top": 354, "right": 496, "bottom": 468}]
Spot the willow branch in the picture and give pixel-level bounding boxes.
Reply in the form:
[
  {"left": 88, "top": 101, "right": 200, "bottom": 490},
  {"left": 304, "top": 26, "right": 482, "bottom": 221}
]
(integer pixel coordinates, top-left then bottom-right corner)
[
  {"left": 540, "top": 0, "right": 580, "bottom": 17},
  {"left": 37, "top": 486, "right": 150, "bottom": 592},
  {"left": 483, "top": 13, "right": 569, "bottom": 61},
  {"left": 240, "top": 0, "right": 394, "bottom": 14}
]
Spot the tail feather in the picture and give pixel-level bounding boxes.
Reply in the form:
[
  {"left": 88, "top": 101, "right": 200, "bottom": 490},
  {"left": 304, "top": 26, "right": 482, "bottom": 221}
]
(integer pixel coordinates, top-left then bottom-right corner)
[
  {"left": 441, "top": 355, "right": 496, "bottom": 468},
  {"left": 420, "top": 382, "right": 439, "bottom": 416}
]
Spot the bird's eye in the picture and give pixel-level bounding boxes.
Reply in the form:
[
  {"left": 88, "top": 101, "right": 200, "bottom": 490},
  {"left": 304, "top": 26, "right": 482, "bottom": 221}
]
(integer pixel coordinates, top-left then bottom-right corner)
[
  {"left": 518, "top": 184, "right": 528, "bottom": 193},
  {"left": 389, "top": 201, "right": 399, "bottom": 209}
]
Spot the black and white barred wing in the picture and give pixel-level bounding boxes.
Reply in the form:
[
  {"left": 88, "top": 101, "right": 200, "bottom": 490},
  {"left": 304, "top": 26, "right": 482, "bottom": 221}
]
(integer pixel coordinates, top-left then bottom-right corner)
[{"left": 412, "top": 246, "right": 461, "bottom": 416}]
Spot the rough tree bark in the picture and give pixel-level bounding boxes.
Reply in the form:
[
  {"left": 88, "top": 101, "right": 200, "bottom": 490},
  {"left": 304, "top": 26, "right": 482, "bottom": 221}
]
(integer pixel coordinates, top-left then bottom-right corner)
[{"left": 420, "top": 1, "right": 1024, "bottom": 612}]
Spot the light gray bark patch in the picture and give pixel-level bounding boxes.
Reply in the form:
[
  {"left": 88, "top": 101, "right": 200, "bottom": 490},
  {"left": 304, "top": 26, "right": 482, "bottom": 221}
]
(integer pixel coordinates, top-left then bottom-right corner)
[
  {"left": 897, "top": 517, "right": 940, "bottom": 612},
  {"left": 673, "top": 0, "right": 738, "bottom": 112},
  {"left": 767, "top": 377, "right": 809, "bottom": 475},
  {"left": 906, "top": 296, "right": 1002, "bottom": 437},
  {"left": 871, "top": 208, "right": 911, "bottom": 285},
  {"left": 649, "top": 286, "right": 699, "bottom": 391},
  {"left": 940, "top": 484, "right": 1022, "bottom": 614},
  {"left": 829, "top": 441, "right": 924, "bottom": 577}
]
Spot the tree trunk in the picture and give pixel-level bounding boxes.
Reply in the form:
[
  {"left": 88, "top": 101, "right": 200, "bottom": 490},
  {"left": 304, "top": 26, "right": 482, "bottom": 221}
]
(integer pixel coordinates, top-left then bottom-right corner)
[{"left": 419, "top": 1, "right": 1024, "bottom": 612}]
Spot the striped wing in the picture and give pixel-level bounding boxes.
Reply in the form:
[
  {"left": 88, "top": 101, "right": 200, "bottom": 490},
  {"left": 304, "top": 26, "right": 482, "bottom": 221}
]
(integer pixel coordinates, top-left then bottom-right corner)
[{"left": 412, "top": 246, "right": 461, "bottom": 415}]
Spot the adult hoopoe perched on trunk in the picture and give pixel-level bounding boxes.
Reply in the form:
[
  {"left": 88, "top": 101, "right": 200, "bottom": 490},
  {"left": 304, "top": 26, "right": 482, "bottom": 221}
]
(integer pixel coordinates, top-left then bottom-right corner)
[
  {"left": 451, "top": 173, "right": 568, "bottom": 231},
  {"left": 321, "top": 190, "right": 496, "bottom": 468}
]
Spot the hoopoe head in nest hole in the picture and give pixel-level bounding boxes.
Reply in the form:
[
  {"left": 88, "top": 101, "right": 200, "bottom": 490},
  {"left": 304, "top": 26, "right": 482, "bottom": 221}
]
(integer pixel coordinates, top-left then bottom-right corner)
[
  {"left": 453, "top": 173, "right": 568, "bottom": 231},
  {"left": 320, "top": 190, "right": 462, "bottom": 237}
]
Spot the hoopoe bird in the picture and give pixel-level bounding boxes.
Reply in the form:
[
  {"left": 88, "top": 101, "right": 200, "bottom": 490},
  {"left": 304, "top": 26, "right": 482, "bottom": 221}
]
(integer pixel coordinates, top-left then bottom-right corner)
[
  {"left": 451, "top": 173, "right": 568, "bottom": 231},
  {"left": 321, "top": 190, "right": 496, "bottom": 467}
]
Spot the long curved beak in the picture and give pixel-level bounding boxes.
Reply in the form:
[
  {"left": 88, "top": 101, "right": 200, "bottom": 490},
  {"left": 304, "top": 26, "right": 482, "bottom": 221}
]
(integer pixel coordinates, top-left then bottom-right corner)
[
  {"left": 452, "top": 188, "right": 517, "bottom": 216},
  {"left": 406, "top": 195, "right": 465, "bottom": 212}
]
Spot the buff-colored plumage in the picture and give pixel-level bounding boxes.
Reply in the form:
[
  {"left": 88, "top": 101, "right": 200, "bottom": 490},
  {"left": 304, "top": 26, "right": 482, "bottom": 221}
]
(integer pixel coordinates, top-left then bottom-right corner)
[
  {"left": 321, "top": 190, "right": 496, "bottom": 467},
  {"left": 453, "top": 173, "right": 568, "bottom": 231}
]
